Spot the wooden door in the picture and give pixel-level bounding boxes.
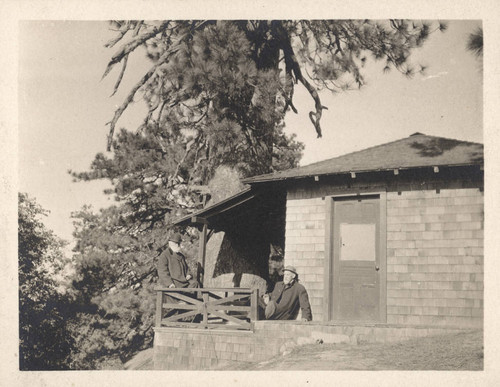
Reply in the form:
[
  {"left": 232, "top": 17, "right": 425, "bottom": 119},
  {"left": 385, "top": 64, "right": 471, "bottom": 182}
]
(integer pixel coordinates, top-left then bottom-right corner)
[{"left": 331, "top": 196, "right": 383, "bottom": 322}]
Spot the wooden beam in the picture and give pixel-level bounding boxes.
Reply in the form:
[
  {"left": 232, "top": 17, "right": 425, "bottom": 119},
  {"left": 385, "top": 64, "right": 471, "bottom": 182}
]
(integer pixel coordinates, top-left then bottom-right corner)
[
  {"left": 207, "top": 305, "right": 251, "bottom": 312},
  {"left": 209, "top": 293, "right": 250, "bottom": 305},
  {"left": 163, "top": 303, "right": 199, "bottom": 310},
  {"left": 212, "top": 194, "right": 255, "bottom": 216},
  {"left": 155, "top": 291, "right": 163, "bottom": 328},
  {"left": 206, "top": 309, "right": 251, "bottom": 328},
  {"left": 198, "top": 222, "right": 208, "bottom": 286},
  {"left": 195, "top": 194, "right": 255, "bottom": 223},
  {"left": 157, "top": 287, "right": 253, "bottom": 293},
  {"left": 191, "top": 216, "right": 208, "bottom": 224},
  {"left": 250, "top": 289, "right": 259, "bottom": 321},
  {"left": 202, "top": 292, "right": 209, "bottom": 328},
  {"left": 162, "top": 292, "right": 202, "bottom": 304}
]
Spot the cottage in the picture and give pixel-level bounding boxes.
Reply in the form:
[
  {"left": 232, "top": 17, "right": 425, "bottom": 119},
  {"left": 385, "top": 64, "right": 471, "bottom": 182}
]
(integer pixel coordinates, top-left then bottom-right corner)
[
  {"left": 155, "top": 133, "right": 483, "bottom": 369},
  {"left": 175, "top": 132, "right": 484, "bottom": 328}
]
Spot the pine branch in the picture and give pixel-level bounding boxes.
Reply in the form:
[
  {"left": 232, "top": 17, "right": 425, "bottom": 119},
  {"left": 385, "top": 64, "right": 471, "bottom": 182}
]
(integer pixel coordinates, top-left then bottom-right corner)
[
  {"left": 102, "top": 21, "right": 172, "bottom": 80},
  {"left": 110, "top": 55, "right": 128, "bottom": 97},
  {"left": 280, "top": 29, "right": 327, "bottom": 138},
  {"left": 105, "top": 26, "right": 130, "bottom": 49},
  {"left": 168, "top": 137, "right": 199, "bottom": 190},
  {"left": 106, "top": 51, "right": 172, "bottom": 151}
]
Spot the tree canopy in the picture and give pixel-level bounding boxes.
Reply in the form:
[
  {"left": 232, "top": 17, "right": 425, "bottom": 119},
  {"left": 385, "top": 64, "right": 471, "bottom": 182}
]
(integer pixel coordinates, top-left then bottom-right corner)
[{"left": 18, "top": 193, "right": 73, "bottom": 370}]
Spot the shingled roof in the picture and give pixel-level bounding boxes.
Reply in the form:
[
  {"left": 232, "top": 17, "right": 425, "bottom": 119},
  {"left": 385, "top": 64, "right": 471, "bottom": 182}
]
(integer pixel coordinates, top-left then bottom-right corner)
[{"left": 243, "top": 133, "right": 483, "bottom": 184}]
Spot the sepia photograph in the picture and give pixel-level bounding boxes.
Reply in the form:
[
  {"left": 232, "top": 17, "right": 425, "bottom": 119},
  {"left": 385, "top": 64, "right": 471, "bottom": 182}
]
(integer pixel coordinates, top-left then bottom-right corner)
[{"left": 3, "top": 1, "right": 500, "bottom": 385}]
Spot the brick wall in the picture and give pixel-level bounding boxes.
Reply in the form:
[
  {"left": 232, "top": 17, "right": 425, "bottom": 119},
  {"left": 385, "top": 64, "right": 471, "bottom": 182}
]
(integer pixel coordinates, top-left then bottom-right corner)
[
  {"left": 283, "top": 184, "right": 483, "bottom": 329},
  {"left": 386, "top": 188, "right": 483, "bottom": 328}
]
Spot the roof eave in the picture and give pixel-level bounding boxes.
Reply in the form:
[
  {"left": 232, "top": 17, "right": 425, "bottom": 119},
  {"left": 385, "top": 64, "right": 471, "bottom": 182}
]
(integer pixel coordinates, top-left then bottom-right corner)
[
  {"left": 173, "top": 187, "right": 254, "bottom": 227},
  {"left": 243, "top": 161, "right": 484, "bottom": 184}
]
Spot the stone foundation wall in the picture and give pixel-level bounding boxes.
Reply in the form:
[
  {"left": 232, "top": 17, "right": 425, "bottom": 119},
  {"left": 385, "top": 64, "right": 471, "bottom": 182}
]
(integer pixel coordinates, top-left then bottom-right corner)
[{"left": 153, "top": 322, "right": 473, "bottom": 370}]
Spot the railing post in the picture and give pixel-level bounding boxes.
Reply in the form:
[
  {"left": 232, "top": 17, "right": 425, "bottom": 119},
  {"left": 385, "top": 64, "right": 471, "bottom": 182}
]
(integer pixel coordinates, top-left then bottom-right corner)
[
  {"left": 198, "top": 222, "right": 208, "bottom": 286},
  {"left": 202, "top": 291, "right": 209, "bottom": 329},
  {"left": 250, "top": 288, "right": 259, "bottom": 322},
  {"left": 155, "top": 290, "right": 163, "bottom": 328}
]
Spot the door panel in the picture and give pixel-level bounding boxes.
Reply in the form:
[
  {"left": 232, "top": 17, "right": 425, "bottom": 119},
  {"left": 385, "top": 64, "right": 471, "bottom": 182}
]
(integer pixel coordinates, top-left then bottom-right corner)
[
  {"left": 340, "top": 223, "right": 376, "bottom": 261},
  {"left": 332, "top": 196, "right": 381, "bottom": 322}
]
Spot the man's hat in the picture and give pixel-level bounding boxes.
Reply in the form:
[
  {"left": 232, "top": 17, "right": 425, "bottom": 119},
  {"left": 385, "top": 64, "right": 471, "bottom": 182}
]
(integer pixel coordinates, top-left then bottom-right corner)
[
  {"left": 168, "top": 232, "right": 182, "bottom": 244},
  {"left": 283, "top": 266, "right": 298, "bottom": 276}
]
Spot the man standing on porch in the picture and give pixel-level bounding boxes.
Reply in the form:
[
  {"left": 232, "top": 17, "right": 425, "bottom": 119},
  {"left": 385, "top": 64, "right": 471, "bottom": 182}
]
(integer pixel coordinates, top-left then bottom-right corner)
[
  {"left": 157, "top": 232, "right": 199, "bottom": 288},
  {"left": 265, "top": 266, "right": 312, "bottom": 321}
]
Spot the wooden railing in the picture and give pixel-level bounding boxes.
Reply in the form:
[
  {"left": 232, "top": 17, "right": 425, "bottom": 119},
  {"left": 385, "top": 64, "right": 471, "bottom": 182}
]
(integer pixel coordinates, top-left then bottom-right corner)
[{"left": 155, "top": 287, "right": 259, "bottom": 330}]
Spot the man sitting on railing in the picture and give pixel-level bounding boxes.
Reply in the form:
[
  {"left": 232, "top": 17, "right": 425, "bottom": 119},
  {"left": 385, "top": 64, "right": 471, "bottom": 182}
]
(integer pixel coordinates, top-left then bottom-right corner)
[
  {"left": 157, "top": 232, "right": 199, "bottom": 289},
  {"left": 263, "top": 266, "right": 312, "bottom": 322}
]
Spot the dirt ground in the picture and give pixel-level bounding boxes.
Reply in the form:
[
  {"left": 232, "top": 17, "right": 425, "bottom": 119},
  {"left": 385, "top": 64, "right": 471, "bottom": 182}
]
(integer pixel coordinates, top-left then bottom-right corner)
[{"left": 218, "top": 330, "right": 483, "bottom": 371}]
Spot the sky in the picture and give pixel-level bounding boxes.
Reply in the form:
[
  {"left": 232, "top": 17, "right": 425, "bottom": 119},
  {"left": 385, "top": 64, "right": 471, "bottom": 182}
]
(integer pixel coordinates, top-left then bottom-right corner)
[{"left": 18, "top": 20, "right": 483, "bottom": 245}]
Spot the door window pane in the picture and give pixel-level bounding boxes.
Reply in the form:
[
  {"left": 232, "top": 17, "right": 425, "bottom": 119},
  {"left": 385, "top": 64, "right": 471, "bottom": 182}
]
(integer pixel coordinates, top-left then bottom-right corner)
[{"left": 340, "top": 223, "right": 376, "bottom": 261}]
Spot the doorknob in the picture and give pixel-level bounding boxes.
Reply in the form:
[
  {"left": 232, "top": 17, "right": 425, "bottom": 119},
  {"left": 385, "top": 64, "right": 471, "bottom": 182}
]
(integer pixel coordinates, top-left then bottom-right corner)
[{"left": 375, "top": 266, "right": 380, "bottom": 271}]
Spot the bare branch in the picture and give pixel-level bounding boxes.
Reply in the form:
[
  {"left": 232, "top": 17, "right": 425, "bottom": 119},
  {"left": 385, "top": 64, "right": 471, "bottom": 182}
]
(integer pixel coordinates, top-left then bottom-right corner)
[
  {"left": 106, "top": 51, "right": 171, "bottom": 151},
  {"left": 281, "top": 84, "right": 298, "bottom": 114},
  {"left": 280, "top": 28, "right": 326, "bottom": 138},
  {"left": 169, "top": 137, "right": 198, "bottom": 189},
  {"left": 137, "top": 110, "right": 154, "bottom": 135},
  {"left": 105, "top": 27, "right": 130, "bottom": 49},
  {"left": 132, "top": 21, "right": 144, "bottom": 37},
  {"left": 102, "top": 21, "right": 172, "bottom": 80},
  {"left": 110, "top": 55, "right": 128, "bottom": 97}
]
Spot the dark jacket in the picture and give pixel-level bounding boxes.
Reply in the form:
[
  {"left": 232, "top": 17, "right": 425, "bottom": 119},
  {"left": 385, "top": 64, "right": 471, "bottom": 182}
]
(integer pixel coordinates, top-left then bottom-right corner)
[
  {"left": 157, "top": 247, "right": 193, "bottom": 288},
  {"left": 268, "top": 280, "right": 312, "bottom": 321}
]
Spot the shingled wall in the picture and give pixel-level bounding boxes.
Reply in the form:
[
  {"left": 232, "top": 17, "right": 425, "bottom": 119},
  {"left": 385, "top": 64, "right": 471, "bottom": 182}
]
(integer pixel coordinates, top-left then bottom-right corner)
[
  {"left": 385, "top": 188, "right": 483, "bottom": 328},
  {"left": 284, "top": 185, "right": 483, "bottom": 328},
  {"left": 285, "top": 197, "right": 327, "bottom": 321}
]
